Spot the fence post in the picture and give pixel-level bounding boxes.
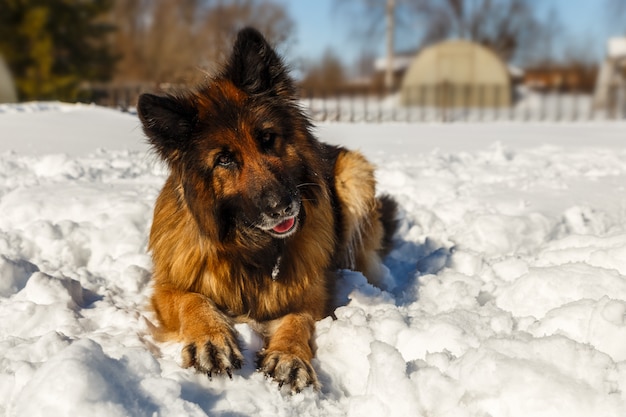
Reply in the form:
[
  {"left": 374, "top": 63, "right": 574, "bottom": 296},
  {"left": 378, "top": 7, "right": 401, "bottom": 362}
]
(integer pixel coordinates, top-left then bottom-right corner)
[
  {"left": 587, "top": 88, "right": 594, "bottom": 121},
  {"left": 450, "top": 83, "right": 457, "bottom": 122},
  {"left": 618, "top": 84, "right": 626, "bottom": 119},
  {"left": 439, "top": 83, "right": 446, "bottom": 122},
  {"left": 377, "top": 86, "right": 383, "bottom": 123},
  {"left": 555, "top": 86, "right": 562, "bottom": 122},
  {"left": 336, "top": 91, "right": 341, "bottom": 122},
  {"left": 421, "top": 85, "right": 427, "bottom": 122},
  {"left": 478, "top": 84, "right": 485, "bottom": 122},
  {"left": 539, "top": 88, "right": 546, "bottom": 121},
  {"left": 440, "top": 83, "right": 446, "bottom": 123},
  {"left": 363, "top": 90, "right": 368, "bottom": 122},
  {"left": 349, "top": 90, "right": 355, "bottom": 123},
  {"left": 508, "top": 86, "right": 514, "bottom": 121},
  {"left": 572, "top": 88, "right": 578, "bottom": 121},
  {"left": 406, "top": 87, "right": 413, "bottom": 123},
  {"left": 461, "top": 83, "right": 472, "bottom": 122},
  {"left": 609, "top": 83, "right": 617, "bottom": 120},
  {"left": 494, "top": 85, "right": 500, "bottom": 121}
]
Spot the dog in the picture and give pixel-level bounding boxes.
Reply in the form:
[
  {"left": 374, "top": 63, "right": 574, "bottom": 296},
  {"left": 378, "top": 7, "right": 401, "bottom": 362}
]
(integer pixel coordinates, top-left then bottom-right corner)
[{"left": 137, "top": 27, "right": 397, "bottom": 392}]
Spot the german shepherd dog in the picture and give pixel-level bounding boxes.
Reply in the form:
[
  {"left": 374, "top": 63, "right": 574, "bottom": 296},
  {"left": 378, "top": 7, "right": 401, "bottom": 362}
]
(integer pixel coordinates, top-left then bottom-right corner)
[{"left": 138, "top": 28, "right": 397, "bottom": 392}]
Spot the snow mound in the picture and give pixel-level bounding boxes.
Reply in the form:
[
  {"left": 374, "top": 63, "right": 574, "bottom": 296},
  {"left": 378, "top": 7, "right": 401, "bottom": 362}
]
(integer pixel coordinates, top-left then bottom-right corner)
[{"left": 1, "top": 104, "right": 626, "bottom": 416}]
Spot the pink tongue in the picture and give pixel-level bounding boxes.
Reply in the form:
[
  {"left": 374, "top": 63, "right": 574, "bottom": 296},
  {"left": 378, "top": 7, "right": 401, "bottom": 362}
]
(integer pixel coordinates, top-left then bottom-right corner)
[{"left": 272, "top": 217, "right": 295, "bottom": 234}]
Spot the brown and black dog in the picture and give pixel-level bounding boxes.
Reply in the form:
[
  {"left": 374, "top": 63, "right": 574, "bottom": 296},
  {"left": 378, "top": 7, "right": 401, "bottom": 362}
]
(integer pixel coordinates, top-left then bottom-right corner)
[{"left": 138, "top": 27, "right": 397, "bottom": 392}]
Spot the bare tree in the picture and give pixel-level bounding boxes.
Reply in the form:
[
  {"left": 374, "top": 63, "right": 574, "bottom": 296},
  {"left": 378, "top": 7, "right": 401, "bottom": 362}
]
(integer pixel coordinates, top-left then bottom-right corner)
[
  {"left": 563, "top": 32, "right": 600, "bottom": 67},
  {"left": 110, "top": 0, "right": 294, "bottom": 85},
  {"left": 299, "top": 49, "right": 346, "bottom": 96},
  {"left": 422, "top": 0, "right": 551, "bottom": 63},
  {"left": 199, "top": 0, "right": 295, "bottom": 69},
  {"left": 335, "top": 0, "right": 553, "bottom": 64}
]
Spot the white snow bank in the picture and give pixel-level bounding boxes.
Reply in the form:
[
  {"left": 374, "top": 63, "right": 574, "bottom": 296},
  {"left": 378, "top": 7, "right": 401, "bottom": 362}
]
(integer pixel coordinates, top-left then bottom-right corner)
[
  {"left": 1, "top": 104, "right": 626, "bottom": 416},
  {"left": 0, "top": 102, "right": 147, "bottom": 156}
]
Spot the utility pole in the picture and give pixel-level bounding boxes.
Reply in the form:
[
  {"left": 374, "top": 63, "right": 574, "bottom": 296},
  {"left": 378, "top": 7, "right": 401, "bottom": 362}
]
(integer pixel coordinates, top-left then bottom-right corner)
[{"left": 385, "top": 0, "right": 395, "bottom": 94}]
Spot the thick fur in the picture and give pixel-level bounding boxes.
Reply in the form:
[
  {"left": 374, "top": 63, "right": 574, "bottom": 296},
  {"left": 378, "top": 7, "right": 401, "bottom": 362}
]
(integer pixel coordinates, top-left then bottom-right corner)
[{"left": 138, "top": 28, "right": 397, "bottom": 392}]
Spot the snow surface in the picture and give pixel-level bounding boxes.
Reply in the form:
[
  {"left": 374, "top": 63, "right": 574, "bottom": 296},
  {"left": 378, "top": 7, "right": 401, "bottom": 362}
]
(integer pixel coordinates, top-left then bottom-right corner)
[{"left": 1, "top": 102, "right": 626, "bottom": 416}]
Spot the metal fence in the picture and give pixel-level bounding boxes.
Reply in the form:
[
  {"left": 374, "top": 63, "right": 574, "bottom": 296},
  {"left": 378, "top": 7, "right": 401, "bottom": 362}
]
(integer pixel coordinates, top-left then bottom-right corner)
[
  {"left": 85, "top": 83, "right": 626, "bottom": 123},
  {"left": 300, "top": 84, "right": 626, "bottom": 123}
]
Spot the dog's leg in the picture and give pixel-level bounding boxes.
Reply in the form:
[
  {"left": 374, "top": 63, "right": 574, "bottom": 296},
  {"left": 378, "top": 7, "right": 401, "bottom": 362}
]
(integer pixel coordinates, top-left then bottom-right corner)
[
  {"left": 334, "top": 149, "right": 397, "bottom": 286},
  {"left": 152, "top": 286, "right": 244, "bottom": 378},
  {"left": 257, "top": 313, "right": 319, "bottom": 392}
]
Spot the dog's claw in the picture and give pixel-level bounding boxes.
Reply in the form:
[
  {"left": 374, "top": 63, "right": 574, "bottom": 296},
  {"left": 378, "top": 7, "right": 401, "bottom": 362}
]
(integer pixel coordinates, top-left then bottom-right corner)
[
  {"left": 257, "top": 351, "right": 319, "bottom": 392},
  {"left": 183, "top": 337, "right": 243, "bottom": 382}
]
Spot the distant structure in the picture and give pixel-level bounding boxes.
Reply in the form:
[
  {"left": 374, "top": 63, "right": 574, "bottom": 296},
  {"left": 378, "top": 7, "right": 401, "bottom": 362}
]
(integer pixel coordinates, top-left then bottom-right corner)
[
  {"left": 524, "top": 66, "right": 597, "bottom": 93},
  {"left": 373, "top": 52, "right": 414, "bottom": 91},
  {"left": 399, "top": 39, "right": 511, "bottom": 107},
  {"left": 0, "top": 55, "right": 17, "bottom": 103},
  {"left": 593, "top": 38, "right": 626, "bottom": 110}
]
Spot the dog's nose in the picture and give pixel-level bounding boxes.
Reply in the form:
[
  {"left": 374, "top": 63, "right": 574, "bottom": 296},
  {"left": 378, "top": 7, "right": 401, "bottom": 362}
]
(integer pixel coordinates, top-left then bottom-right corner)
[{"left": 264, "top": 192, "right": 295, "bottom": 219}]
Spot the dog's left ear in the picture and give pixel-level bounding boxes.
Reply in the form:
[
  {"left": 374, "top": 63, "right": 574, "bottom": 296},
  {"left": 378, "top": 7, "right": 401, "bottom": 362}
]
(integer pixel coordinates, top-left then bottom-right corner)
[
  {"left": 137, "top": 93, "right": 197, "bottom": 164},
  {"left": 223, "top": 27, "right": 295, "bottom": 98}
]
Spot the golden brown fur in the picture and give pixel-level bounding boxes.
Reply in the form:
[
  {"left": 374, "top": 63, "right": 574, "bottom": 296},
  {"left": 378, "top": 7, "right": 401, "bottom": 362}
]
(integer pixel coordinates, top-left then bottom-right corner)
[{"left": 138, "top": 28, "right": 397, "bottom": 392}]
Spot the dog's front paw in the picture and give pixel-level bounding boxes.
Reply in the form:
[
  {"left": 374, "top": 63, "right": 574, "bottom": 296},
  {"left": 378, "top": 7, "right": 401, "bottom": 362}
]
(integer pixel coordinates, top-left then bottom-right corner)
[
  {"left": 257, "top": 350, "right": 320, "bottom": 392},
  {"left": 181, "top": 333, "right": 244, "bottom": 379}
]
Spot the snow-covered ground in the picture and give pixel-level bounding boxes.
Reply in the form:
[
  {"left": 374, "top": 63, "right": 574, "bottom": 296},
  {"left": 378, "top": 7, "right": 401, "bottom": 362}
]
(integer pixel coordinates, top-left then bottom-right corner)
[{"left": 1, "top": 102, "right": 626, "bottom": 416}]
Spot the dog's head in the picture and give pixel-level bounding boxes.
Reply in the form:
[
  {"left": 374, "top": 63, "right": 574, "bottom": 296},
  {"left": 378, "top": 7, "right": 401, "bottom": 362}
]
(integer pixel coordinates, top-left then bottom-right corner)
[{"left": 138, "top": 28, "right": 322, "bottom": 248}]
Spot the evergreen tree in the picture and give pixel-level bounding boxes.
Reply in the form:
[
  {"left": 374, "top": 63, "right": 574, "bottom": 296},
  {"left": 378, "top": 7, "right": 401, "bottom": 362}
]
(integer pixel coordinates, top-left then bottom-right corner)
[{"left": 0, "top": 0, "right": 117, "bottom": 101}]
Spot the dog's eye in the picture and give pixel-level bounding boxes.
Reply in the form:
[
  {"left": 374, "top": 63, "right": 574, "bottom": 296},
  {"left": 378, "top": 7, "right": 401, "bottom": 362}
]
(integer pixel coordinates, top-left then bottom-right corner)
[
  {"left": 260, "top": 131, "right": 277, "bottom": 148},
  {"left": 216, "top": 153, "right": 235, "bottom": 167}
]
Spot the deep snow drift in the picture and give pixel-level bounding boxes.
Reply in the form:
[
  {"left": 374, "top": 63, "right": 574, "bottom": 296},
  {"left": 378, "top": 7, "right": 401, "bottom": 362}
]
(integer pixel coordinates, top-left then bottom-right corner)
[{"left": 1, "top": 102, "right": 626, "bottom": 416}]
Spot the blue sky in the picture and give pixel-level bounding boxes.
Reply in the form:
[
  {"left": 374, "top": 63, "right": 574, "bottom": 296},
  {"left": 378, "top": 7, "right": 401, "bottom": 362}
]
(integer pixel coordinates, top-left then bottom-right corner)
[{"left": 281, "top": 0, "right": 620, "bottom": 66}]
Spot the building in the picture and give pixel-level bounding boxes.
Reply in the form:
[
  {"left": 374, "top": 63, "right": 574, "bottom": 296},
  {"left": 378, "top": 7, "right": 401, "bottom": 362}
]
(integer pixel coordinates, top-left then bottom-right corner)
[
  {"left": 399, "top": 39, "right": 511, "bottom": 107},
  {"left": 372, "top": 52, "right": 414, "bottom": 91},
  {"left": 524, "top": 66, "right": 597, "bottom": 92}
]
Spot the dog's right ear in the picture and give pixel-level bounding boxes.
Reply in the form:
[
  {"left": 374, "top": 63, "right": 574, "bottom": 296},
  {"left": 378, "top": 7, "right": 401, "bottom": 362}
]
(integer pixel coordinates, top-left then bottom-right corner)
[
  {"left": 224, "top": 27, "right": 295, "bottom": 98},
  {"left": 137, "top": 93, "right": 197, "bottom": 162}
]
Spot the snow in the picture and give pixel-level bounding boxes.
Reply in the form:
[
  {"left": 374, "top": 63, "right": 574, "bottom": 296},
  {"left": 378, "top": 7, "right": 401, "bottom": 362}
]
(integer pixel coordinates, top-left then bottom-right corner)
[{"left": 2, "top": 102, "right": 626, "bottom": 416}]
